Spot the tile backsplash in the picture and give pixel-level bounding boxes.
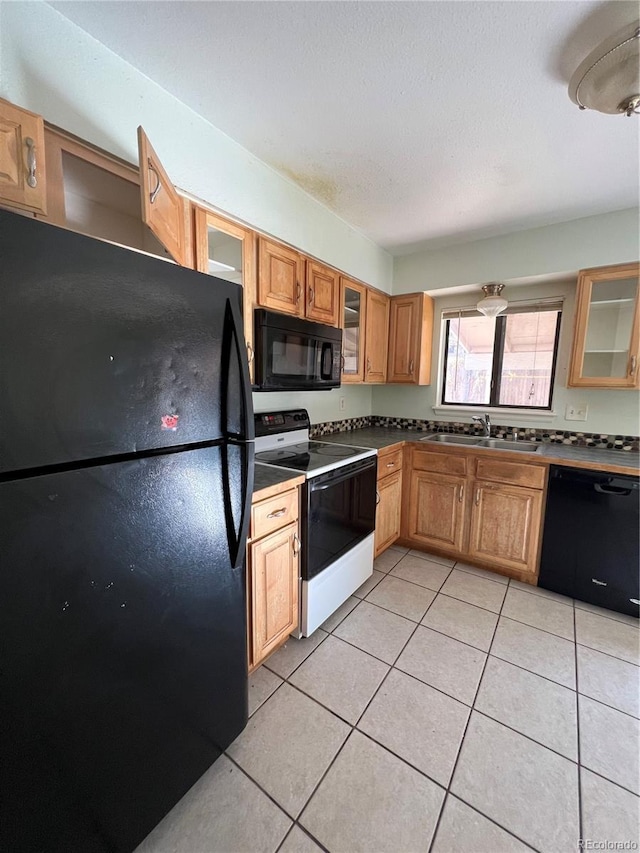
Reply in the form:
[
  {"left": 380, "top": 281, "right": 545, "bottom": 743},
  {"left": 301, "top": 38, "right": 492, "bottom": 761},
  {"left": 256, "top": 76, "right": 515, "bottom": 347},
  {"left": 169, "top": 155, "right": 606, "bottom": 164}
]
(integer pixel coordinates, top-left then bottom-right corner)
[{"left": 310, "top": 415, "right": 639, "bottom": 451}]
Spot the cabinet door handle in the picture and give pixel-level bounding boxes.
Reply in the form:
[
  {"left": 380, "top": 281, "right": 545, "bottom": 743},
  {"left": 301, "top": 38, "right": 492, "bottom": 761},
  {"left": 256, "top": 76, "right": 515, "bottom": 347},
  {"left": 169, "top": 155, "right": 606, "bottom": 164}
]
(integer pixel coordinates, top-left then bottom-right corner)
[
  {"left": 458, "top": 484, "right": 464, "bottom": 502},
  {"left": 267, "top": 507, "right": 287, "bottom": 519},
  {"left": 148, "top": 160, "right": 162, "bottom": 204},
  {"left": 475, "top": 488, "right": 481, "bottom": 506},
  {"left": 630, "top": 355, "right": 637, "bottom": 376},
  {"left": 296, "top": 283, "right": 302, "bottom": 303},
  {"left": 308, "top": 286, "right": 314, "bottom": 304},
  {"left": 341, "top": 354, "right": 345, "bottom": 370},
  {"left": 409, "top": 359, "right": 414, "bottom": 375},
  {"left": 367, "top": 357, "right": 371, "bottom": 373},
  {"left": 246, "top": 342, "right": 254, "bottom": 363},
  {"left": 25, "top": 137, "right": 38, "bottom": 188},
  {"left": 292, "top": 533, "right": 301, "bottom": 555},
  {"left": 376, "top": 489, "right": 381, "bottom": 505}
]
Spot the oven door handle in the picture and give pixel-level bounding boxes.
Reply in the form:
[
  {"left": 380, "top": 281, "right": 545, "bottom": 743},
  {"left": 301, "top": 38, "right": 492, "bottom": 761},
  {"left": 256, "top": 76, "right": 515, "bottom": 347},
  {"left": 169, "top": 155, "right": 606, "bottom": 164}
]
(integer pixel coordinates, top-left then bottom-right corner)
[{"left": 309, "top": 460, "right": 376, "bottom": 492}]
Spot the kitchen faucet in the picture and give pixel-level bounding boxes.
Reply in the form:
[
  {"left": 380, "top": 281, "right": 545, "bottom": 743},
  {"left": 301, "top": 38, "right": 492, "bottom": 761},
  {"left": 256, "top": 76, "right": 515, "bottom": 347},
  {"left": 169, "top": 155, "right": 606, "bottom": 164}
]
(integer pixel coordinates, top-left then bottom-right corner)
[{"left": 472, "top": 413, "right": 491, "bottom": 437}]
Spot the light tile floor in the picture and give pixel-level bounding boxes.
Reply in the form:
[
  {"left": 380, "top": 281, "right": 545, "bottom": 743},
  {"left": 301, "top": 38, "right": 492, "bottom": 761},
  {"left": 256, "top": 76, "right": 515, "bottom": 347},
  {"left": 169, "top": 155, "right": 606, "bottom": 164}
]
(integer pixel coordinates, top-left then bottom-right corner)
[{"left": 138, "top": 546, "right": 640, "bottom": 853}]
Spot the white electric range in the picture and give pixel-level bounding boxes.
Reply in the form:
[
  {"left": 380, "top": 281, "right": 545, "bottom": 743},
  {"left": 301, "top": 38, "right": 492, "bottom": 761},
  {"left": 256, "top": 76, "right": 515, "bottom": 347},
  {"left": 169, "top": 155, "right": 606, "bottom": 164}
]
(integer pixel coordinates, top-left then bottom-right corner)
[{"left": 255, "top": 409, "right": 377, "bottom": 635}]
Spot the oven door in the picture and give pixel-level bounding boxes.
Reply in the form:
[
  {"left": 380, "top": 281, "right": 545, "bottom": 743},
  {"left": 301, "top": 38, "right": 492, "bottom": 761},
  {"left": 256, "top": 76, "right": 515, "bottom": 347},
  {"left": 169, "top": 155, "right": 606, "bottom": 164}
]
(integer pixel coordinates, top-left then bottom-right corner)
[{"left": 304, "top": 456, "right": 377, "bottom": 580}]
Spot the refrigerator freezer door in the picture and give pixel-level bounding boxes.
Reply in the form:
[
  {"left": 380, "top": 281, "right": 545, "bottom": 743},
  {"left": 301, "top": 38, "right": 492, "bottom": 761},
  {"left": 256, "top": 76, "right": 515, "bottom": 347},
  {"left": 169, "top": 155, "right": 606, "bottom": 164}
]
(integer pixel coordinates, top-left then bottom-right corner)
[
  {"left": 0, "top": 209, "right": 252, "bottom": 475},
  {"left": 0, "top": 446, "right": 248, "bottom": 853}
]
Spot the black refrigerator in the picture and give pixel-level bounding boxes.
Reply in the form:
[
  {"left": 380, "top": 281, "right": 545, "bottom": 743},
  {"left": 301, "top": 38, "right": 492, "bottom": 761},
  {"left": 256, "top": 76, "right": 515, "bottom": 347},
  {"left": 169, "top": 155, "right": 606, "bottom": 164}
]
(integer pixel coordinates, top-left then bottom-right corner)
[{"left": 0, "top": 209, "right": 255, "bottom": 852}]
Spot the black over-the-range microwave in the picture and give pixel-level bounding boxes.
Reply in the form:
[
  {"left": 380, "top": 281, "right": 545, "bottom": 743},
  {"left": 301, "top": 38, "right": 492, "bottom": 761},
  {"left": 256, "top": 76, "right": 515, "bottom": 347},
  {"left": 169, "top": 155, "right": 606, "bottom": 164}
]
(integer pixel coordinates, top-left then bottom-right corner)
[{"left": 253, "top": 308, "right": 342, "bottom": 391}]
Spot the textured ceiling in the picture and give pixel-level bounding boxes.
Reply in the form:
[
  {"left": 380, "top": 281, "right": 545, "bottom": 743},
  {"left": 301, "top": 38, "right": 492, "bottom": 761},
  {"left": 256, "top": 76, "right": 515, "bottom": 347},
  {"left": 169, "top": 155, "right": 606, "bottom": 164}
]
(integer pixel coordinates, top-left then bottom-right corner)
[{"left": 49, "top": 1, "right": 639, "bottom": 255}]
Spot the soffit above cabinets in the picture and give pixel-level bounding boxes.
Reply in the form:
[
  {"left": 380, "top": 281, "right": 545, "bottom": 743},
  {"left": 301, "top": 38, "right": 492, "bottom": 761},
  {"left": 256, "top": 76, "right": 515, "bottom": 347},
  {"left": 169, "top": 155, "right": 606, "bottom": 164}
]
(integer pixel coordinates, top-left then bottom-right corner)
[{"left": 48, "top": 0, "right": 640, "bottom": 254}]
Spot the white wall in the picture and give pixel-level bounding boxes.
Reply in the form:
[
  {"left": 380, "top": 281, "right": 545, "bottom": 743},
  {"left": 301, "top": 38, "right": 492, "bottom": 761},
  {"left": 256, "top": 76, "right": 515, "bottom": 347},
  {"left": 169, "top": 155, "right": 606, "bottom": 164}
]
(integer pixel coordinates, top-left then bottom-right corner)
[
  {"left": 393, "top": 209, "right": 640, "bottom": 294},
  {"left": 373, "top": 279, "right": 640, "bottom": 436},
  {"left": 0, "top": 1, "right": 393, "bottom": 291}
]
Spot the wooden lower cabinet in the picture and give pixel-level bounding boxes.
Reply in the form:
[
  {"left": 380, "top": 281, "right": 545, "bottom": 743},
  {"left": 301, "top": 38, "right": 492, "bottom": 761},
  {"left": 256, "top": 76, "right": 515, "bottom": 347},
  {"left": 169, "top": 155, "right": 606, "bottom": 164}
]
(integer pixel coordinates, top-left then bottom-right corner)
[
  {"left": 467, "top": 480, "right": 543, "bottom": 574},
  {"left": 247, "top": 481, "right": 302, "bottom": 672},
  {"left": 402, "top": 446, "right": 546, "bottom": 578},
  {"left": 375, "top": 470, "right": 402, "bottom": 557},
  {"left": 406, "top": 470, "right": 466, "bottom": 555}
]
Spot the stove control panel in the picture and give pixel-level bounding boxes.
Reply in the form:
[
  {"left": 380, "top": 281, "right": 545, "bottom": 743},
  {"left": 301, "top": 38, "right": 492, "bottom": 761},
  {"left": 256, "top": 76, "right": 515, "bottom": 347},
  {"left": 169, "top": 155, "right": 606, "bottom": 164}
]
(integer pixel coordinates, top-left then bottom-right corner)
[{"left": 255, "top": 409, "right": 311, "bottom": 437}]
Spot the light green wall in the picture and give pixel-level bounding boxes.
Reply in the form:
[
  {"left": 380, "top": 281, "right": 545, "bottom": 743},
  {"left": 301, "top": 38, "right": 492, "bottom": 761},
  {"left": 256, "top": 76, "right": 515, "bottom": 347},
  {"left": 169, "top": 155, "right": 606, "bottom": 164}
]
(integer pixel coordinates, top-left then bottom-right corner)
[
  {"left": 373, "top": 279, "right": 640, "bottom": 436},
  {"left": 0, "top": 2, "right": 393, "bottom": 291},
  {"left": 393, "top": 209, "right": 640, "bottom": 294}
]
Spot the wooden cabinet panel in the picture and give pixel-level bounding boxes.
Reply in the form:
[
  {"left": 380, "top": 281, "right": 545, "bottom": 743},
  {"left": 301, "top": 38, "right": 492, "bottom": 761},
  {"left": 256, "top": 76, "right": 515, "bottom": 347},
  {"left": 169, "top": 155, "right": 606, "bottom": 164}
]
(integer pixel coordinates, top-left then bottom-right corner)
[
  {"left": 375, "top": 471, "right": 403, "bottom": 556},
  {"left": 306, "top": 260, "right": 340, "bottom": 326},
  {"left": 387, "top": 293, "right": 434, "bottom": 385},
  {"left": 0, "top": 97, "right": 47, "bottom": 215},
  {"left": 194, "top": 206, "right": 257, "bottom": 380},
  {"left": 569, "top": 263, "right": 640, "bottom": 389},
  {"left": 468, "top": 481, "right": 543, "bottom": 574},
  {"left": 251, "top": 487, "right": 299, "bottom": 541},
  {"left": 474, "top": 457, "right": 546, "bottom": 490},
  {"left": 411, "top": 448, "right": 468, "bottom": 476},
  {"left": 407, "top": 470, "right": 466, "bottom": 554},
  {"left": 137, "top": 126, "right": 187, "bottom": 265},
  {"left": 340, "top": 277, "right": 367, "bottom": 383},
  {"left": 249, "top": 521, "right": 299, "bottom": 668},
  {"left": 257, "top": 237, "right": 304, "bottom": 316},
  {"left": 365, "top": 290, "right": 390, "bottom": 383}
]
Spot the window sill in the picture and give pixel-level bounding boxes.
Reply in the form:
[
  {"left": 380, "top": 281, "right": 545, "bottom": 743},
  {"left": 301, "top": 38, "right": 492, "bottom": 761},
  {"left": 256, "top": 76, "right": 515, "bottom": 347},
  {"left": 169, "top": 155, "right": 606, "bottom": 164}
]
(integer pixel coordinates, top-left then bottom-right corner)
[{"left": 432, "top": 405, "right": 557, "bottom": 421}]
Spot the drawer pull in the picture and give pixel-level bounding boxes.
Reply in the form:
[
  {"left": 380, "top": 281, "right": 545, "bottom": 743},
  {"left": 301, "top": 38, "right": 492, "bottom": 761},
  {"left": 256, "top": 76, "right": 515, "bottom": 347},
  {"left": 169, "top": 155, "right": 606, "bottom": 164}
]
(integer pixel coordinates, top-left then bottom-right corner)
[
  {"left": 591, "top": 578, "right": 608, "bottom": 586},
  {"left": 458, "top": 484, "right": 464, "bottom": 502},
  {"left": 386, "top": 461, "right": 395, "bottom": 468},
  {"left": 267, "top": 507, "right": 287, "bottom": 519},
  {"left": 292, "top": 533, "right": 301, "bottom": 555}
]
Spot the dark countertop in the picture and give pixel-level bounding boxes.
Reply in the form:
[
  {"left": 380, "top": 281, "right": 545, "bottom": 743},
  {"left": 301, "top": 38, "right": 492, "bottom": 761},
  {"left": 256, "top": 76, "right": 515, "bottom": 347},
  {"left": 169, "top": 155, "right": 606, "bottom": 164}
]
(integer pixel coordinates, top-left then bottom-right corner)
[
  {"left": 253, "top": 462, "right": 303, "bottom": 496},
  {"left": 316, "top": 427, "right": 640, "bottom": 476}
]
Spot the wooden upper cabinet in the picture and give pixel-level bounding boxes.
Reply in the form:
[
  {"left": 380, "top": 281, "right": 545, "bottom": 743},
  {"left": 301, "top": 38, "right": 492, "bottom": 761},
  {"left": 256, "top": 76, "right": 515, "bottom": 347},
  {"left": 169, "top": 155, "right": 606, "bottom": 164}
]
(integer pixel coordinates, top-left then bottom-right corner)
[
  {"left": 568, "top": 263, "right": 640, "bottom": 389},
  {"left": 387, "top": 292, "right": 434, "bottom": 385},
  {"left": 194, "top": 206, "right": 256, "bottom": 377},
  {"left": 306, "top": 260, "right": 340, "bottom": 326},
  {"left": 364, "top": 289, "right": 390, "bottom": 382},
  {"left": 137, "top": 127, "right": 187, "bottom": 266},
  {"left": 257, "top": 237, "right": 305, "bottom": 316},
  {"left": 0, "top": 97, "right": 47, "bottom": 215},
  {"left": 340, "top": 278, "right": 367, "bottom": 383}
]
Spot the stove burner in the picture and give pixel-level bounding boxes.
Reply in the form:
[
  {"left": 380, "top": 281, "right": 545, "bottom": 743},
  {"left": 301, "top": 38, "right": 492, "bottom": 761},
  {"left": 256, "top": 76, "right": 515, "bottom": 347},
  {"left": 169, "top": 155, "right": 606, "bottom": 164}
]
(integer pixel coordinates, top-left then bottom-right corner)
[{"left": 258, "top": 448, "right": 310, "bottom": 465}]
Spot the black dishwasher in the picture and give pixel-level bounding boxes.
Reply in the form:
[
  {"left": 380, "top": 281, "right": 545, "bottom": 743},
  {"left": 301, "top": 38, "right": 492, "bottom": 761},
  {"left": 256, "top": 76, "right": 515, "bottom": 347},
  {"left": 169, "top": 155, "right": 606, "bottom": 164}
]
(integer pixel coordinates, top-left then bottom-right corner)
[{"left": 539, "top": 465, "right": 639, "bottom": 617}]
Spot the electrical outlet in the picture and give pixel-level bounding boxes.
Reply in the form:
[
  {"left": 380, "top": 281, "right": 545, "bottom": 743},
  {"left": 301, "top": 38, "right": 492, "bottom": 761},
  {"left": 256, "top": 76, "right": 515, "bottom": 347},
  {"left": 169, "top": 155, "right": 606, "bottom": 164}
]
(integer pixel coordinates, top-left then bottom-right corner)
[
  {"left": 566, "top": 402, "right": 588, "bottom": 421},
  {"left": 339, "top": 396, "right": 346, "bottom": 412}
]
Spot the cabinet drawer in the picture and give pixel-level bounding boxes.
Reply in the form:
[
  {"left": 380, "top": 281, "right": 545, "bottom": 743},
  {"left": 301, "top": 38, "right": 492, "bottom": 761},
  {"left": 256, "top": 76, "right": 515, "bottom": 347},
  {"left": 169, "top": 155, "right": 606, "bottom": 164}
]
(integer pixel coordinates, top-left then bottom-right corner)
[
  {"left": 475, "top": 457, "right": 546, "bottom": 490},
  {"left": 251, "top": 488, "right": 299, "bottom": 540},
  {"left": 378, "top": 447, "right": 403, "bottom": 480},
  {"left": 411, "top": 449, "right": 467, "bottom": 476}
]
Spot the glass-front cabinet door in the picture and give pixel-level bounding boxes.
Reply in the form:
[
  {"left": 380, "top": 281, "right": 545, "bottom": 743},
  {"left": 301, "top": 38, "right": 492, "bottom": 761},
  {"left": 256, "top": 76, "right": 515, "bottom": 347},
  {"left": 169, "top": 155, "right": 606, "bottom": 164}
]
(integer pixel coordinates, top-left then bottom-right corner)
[
  {"left": 194, "top": 208, "right": 256, "bottom": 381},
  {"left": 340, "top": 277, "right": 367, "bottom": 383},
  {"left": 569, "top": 263, "right": 640, "bottom": 388}
]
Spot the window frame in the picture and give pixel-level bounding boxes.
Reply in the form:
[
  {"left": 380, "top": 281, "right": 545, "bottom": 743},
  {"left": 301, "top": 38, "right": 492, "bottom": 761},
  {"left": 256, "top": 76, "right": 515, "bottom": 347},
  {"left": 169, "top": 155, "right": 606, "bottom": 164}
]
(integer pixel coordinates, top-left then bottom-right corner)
[{"left": 441, "top": 308, "right": 563, "bottom": 411}]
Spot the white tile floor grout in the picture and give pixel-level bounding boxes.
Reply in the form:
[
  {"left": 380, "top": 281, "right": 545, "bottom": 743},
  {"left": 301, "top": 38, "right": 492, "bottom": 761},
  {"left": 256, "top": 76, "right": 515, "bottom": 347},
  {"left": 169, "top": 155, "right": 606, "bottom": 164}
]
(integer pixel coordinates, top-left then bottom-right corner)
[{"left": 138, "top": 548, "right": 640, "bottom": 853}]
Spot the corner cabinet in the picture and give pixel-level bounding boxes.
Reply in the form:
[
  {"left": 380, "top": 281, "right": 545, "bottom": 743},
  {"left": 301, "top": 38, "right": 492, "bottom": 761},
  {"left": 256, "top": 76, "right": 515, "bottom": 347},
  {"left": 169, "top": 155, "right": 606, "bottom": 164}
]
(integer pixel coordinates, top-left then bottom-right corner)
[
  {"left": 0, "top": 97, "right": 47, "bottom": 215},
  {"left": 387, "top": 293, "right": 434, "bottom": 385},
  {"left": 374, "top": 445, "right": 403, "bottom": 556},
  {"left": 247, "top": 481, "right": 302, "bottom": 671},
  {"left": 364, "top": 289, "right": 390, "bottom": 383},
  {"left": 568, "top": 262, "right": 640, "bottom": 389}
]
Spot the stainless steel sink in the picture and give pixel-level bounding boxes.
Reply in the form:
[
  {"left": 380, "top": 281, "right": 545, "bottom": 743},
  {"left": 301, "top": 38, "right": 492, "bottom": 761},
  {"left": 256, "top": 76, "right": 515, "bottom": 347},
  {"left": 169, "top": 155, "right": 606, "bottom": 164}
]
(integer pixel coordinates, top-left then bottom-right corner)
[
  {"left": 419, "top": 433, "right": 540, "bottom": 453},
  {"left": 419, "top": 434, "right": 483, "bottom": 446}
]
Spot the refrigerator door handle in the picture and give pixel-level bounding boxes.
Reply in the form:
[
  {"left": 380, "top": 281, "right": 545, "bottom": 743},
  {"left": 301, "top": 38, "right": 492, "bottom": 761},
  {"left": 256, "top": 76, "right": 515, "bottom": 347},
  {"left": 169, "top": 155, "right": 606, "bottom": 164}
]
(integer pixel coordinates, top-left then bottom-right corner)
[
  {"left": 221, "top": 297, "right": 255, "bottom": 442},
  {"left": 222, "top": 440, "right": 255, "bottom": 571}
]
